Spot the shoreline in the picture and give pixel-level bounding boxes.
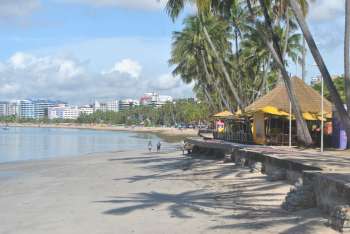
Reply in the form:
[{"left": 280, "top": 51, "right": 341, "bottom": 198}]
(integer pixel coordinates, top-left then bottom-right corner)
[{"left": 3, "top": 123, "right": 198, "bottom": 142}]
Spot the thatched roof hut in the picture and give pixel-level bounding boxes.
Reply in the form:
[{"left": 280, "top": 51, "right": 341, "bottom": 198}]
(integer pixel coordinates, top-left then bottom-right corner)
[{"left": 245, "top": 77, "right": 332, "bottom": 116}]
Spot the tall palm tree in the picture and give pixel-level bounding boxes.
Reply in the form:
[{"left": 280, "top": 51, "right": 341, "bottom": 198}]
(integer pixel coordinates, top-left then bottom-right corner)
[
  {"left": 166, "top": 0, "right": 245, "bottom": 110},
  {"left": 244, "top": 0, "right": 312, "bottom": 145},
  {"left": 170, "top": 15, "right": 233, "bottom": 110},
  {"left": 345, "top": 0, "right": 350, "bottom": 112},
  {"left": 289, "top": 0, "right": 350, "bottom": 146}
]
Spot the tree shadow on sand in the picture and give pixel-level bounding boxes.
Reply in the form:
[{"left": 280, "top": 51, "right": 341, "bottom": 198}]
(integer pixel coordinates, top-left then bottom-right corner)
[{"left": 95, "top": 188, "right": 287, "bottom": 219}]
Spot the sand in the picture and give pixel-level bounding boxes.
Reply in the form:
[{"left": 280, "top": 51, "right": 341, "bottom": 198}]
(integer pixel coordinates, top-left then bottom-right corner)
[{"left": 0, "top": 149, "right": 338, "bottom": 234}]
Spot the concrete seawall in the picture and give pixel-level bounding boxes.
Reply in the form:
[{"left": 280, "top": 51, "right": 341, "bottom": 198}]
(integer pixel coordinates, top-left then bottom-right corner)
[{"left": 185, "top": 137, "right": 350, "bottom": 232}]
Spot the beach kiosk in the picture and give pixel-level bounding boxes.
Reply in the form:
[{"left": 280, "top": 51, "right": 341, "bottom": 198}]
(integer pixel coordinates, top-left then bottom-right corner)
[
  {"left": 212, "top": 111, "right": 234, "bottom": 139},
  {"left": 245, "top": 77, "right": 333, "bottom": 146},
  {"left": 212, "top": 111, "right": 254, "bottom": 143}
]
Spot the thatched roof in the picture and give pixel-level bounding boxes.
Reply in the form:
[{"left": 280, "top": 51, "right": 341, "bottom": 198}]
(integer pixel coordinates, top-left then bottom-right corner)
[
  {"left": 213, "top": 111, "right": 234, "bottom": 118},
  {"left": 245, "top": 77, "right": 332, "bottom": 114}
]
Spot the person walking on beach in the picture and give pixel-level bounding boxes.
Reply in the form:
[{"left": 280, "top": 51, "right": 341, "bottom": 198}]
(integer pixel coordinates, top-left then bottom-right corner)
[
  {"left": 148, "top": 140, "right": 152, "bottom": 152},
  {"left": 157, "top": 141, "right": 161, "bottom": 152}
]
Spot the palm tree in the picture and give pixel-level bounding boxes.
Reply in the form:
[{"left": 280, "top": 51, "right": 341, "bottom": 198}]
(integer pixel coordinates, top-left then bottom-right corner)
[
  {"left": 169, "top": 15, "right": 233, "bottom": 110},
  {"left": 166, "top": 0, "right": 245, "bottom": 110},
  {"left": 289, "top": 0, "right": 350, "bottom": 146},
  {"left": 244, "top": 0, "right": 312, "bottom": 145},
  {"left": 345, "top": 0, "right": 350, "bottom": 112}
]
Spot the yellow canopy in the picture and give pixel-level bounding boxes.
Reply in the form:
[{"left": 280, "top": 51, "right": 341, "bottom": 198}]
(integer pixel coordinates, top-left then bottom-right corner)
[
  {"left": 260, "top": 106, "right": 289, "bottom": 116},
  {"left": 213, "top": 111, "right": 234, "bottom": 118},
  {"left": 251, "top": 106, "right": 332, "bottom": 121}
]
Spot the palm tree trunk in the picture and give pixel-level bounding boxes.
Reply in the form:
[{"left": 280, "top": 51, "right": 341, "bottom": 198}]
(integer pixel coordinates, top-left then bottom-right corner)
[
  {"left": 203, "top": 84, "right": 216, "bottom": 110},
  {"left": 301, "top": 37, "right": 307, "bottom": 82},
  {"left": 290, "top": 0, "right": 350, "bottom": 146},
  {"left": 345, "top": 0, "right": 350, "bottom": 112},
  {"left": 201, "top": 24, "right": 244, "bottom": 110},
  {"left": 282, "top": 11, "right": 290, "bottom": 60},
  {"left": 200, "top": 51, "right": 231, "bottom": 111},
  {"left": 254, "top": 0, "right": 313, "bottom": 146}
]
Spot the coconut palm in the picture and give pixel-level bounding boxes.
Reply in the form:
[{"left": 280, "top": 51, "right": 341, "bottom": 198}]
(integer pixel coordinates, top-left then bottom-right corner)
[
  {"left": 170, "top": 15, "right": 235, "bottom": 110},
  {"left": 289, "top": 0, "right": 350, "bottom": 146},
  {"left": 345, "top": 0, "right": 350, "bottom": 112},
  {"left": 166, "top": 0, "right": 245, "bottom": 110},
  {"left": 242, "top": 0, "right": 312, "bottom": 145}
]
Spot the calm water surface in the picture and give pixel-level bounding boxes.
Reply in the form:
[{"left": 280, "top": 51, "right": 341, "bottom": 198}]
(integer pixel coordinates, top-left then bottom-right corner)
[{"left": 0, "top": 127, "right": 163, "bottom": 163}]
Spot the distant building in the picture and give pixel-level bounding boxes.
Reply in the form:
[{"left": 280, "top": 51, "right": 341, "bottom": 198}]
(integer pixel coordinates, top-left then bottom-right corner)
[
  {"left": 79, "top": 106, "right": 94, "bottom": 115},
  {"left": 48, "top": 105, "right": 80, "bottom": 120},
  {"left": 94, "top": 100, "right": 119, "bottom": 112},
  {"left": 140, "top": 93, "right": 173, "bottom": 107},
  {"left": 0, "top": 102, "right": 9, "bottom": 116},
  {"left": 311, "top": 75, "right": 340, "bottom": 86},
  {"left": 33, "top": 99, "right": 64, "bottom": 119},
  {"left": 19, "top": 100, "right": 35, "bottom": 119},
  {"left": 119, "top": 99, "right": 139, "bottom": 111},
  {"left": 107, "top": 100, "right": 119, "bottom": 112},
  {"left": 8, "top": 101, "right": 19, "bottom": 116}
]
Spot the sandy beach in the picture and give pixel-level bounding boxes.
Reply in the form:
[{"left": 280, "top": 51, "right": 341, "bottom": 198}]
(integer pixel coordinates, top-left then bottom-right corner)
[{"left": 0, "top": 148, "right": 337, "bottom": 234}]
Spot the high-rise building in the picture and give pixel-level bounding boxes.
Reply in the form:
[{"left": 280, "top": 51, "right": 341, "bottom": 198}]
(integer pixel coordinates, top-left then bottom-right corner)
[
  {"left": 0, "top": 102, "right": 9, "bottom": 116},
  {"left": 19, "top": 100, "right": 35, "bottom": 119},
  {"left": 94, "top": 100, "right": 119, "bottom": 112},
  {"left": 79, "top": 106, "right": 94, "bottom": 115},
  {"left": 48, "top": 105, "right": 80, "bottom": 120},
  {"left": 33, "top": 100, "right": 63, "bottom": 119},
  {"left": 140, "top": 93, "right": 173, "bottom": 107},
  {"left": 107, "top": 100, "right": 119, "bottom": 112},
  {"left": 119, "top": 99, "right": 139, "bottom": 111},
  {"left": 8, "top": 101, "right": 19, "bottom": 116}
]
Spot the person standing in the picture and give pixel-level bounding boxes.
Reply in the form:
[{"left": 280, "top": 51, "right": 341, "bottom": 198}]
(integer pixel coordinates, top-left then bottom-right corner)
[
  {"left": 157, "top": 141, "right": 161, "bottom": 152},
  {"left": 148, "top": 140, "right": 152, "bottom": 152}
]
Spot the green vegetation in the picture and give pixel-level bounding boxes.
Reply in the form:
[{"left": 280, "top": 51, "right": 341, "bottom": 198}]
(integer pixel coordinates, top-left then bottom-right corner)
[{"left": 313, "top": 76, "right": 346, "bottom": 102}]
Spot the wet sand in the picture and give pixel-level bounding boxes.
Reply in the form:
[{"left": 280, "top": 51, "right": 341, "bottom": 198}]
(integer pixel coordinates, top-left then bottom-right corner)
[{"left": 0, "top": 149, "right": 337, "bottom": 234}]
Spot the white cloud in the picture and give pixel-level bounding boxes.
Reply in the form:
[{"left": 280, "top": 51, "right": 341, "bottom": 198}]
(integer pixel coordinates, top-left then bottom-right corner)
[
  {"left": 309, "top": 0, "right": 344, "bottom": 21},
  {"left": 152, "top": 73, "right": 180, "bottom": 90},
  {"left": 9, "top": 52, "right": 36, "bottom": 69},
  {"left": 0, "top": 0, "right": 40, "bottom": 19},
  {"left": 107, "top": 59, "right": 142, "bottom": 78},
  {"left": 61, "top": 0, "right": 167, "bottom": 10},
  {"left": 0, "top": 52, "right": 193, "bottom": 103}
]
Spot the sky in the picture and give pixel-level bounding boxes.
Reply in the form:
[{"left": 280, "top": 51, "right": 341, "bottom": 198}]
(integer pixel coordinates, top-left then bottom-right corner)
[{"left": 0, "top": 0, "right": 346, "bottom": 104}]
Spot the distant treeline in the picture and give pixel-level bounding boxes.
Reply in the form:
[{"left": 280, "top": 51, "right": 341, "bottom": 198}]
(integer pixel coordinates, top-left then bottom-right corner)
[{"left": 0, "top": 100, "right": 210, "bottom": 126}]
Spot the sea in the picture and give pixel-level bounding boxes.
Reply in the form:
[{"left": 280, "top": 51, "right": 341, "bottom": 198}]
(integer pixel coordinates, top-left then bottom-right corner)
[{"left": 0, "top": 127, "right": 165, "bottom": 163}]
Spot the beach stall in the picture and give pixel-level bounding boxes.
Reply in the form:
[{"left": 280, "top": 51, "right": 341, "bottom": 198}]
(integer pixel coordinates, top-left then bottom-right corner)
[
  {"left": 212, "top": 111, "right": 254, "bottom": 144},
  {"left": 245, "top": 77, "right": 333, "bottom": 146}
]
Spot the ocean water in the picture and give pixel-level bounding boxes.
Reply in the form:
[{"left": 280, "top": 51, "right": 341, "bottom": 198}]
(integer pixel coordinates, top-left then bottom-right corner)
[{"left": 0, "top": 127, "right": 163, "bottom": 163}]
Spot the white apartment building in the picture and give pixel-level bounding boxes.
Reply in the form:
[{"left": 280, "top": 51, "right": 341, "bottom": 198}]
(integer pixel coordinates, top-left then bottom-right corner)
[
  {"left": 107, "top": 100, "right": 119, "bottom": 112},
  {"left": 79, "top": 106, "right": 94, "bottom": 115},
  {"left": 94, "top": 100, "right": 119, "bottom": 112},
  {"left": 140, "top": 93, "right": 173, "bottom": 107},
  {"left": 48, "top": 105, "right": 80, "bottom": 120},
  {"left": 119, "top": 99, "right": 139, "bottom": 111},
  {"left": 0, "top": 102, "right": 8, "bottom": 116}
]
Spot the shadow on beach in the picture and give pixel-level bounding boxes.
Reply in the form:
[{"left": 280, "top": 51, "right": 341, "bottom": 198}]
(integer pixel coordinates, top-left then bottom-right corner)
[{"left": 96, "top": 151, "right": 334, "bottom": 233}]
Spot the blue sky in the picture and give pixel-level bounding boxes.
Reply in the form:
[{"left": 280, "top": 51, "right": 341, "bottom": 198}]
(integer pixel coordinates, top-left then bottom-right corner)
[{"left": 0, "top": 0, "right": 346, "bottom": 104}]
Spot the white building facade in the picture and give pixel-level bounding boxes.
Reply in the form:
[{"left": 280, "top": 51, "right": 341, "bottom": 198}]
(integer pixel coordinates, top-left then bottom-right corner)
[{"left": 48, "top": 105, "right": 80, "bottom": 120}]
